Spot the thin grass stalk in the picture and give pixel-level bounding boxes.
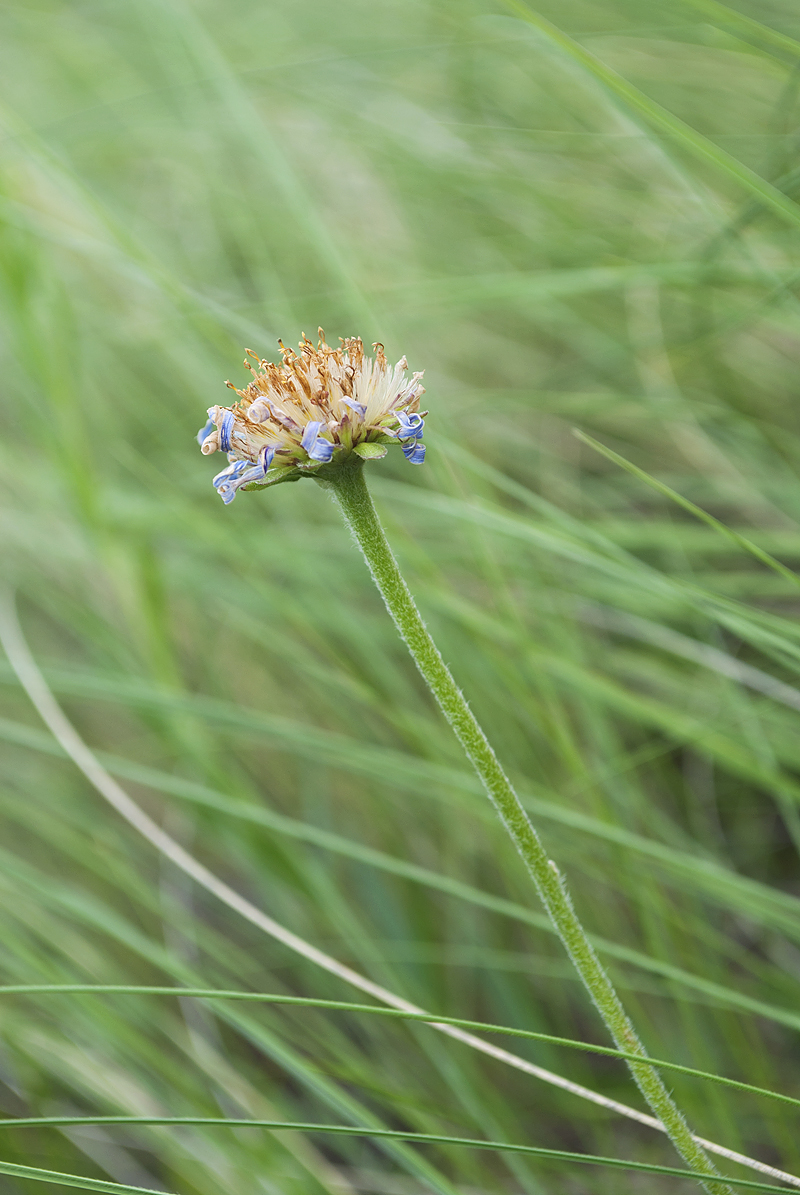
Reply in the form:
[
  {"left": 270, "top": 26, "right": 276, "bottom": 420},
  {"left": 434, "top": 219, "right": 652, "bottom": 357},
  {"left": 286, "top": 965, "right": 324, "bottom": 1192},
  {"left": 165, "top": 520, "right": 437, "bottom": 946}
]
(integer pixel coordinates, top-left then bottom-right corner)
[
  {"left": 5, "top": 594, "right": 793, "bottom": 1189},
  {"left": 1, "top": 984, "right": 799, "bottom": 1112},
  {"left": 326, "top": 459, "right": 733, "bottom": 1195},
  {"left": 0, "top": 1119, "right": 792, "bottom": 1194}
]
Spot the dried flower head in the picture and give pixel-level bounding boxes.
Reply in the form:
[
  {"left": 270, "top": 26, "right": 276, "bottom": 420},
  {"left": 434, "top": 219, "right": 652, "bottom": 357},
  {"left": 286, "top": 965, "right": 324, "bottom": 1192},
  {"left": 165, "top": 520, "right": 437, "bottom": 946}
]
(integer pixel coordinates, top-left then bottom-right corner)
[{"left": 197, "top": 331, "right": 426, "bottom": 503}]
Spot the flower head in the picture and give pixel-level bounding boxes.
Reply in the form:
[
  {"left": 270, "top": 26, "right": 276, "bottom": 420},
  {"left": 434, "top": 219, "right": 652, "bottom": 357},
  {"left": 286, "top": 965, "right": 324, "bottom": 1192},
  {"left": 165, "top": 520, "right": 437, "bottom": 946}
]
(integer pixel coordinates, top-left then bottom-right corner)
[{"left": 198, "top": 331, "right": 426, "bottom": 503}]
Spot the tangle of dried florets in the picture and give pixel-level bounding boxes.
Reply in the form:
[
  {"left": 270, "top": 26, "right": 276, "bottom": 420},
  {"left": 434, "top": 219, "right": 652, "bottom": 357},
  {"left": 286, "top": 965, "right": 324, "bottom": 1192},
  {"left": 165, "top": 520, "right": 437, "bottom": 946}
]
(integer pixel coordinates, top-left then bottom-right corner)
[{"left": 197, "top": 331, "right": 426, "bottom": 503}]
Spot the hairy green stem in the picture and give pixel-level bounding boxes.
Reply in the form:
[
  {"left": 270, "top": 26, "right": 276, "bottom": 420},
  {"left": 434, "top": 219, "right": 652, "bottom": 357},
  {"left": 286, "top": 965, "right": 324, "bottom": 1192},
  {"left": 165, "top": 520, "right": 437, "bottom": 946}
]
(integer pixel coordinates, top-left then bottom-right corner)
[{"left": 326, "top": 460, "right": 732, "bottom": 1195}]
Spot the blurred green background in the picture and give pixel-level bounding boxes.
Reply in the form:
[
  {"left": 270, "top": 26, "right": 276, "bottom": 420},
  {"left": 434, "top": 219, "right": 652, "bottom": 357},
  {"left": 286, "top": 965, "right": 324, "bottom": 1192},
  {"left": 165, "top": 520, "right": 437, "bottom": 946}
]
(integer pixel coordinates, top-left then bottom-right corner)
[{"left": 2, "top": 0, "right": 800, "bottom": 1190}]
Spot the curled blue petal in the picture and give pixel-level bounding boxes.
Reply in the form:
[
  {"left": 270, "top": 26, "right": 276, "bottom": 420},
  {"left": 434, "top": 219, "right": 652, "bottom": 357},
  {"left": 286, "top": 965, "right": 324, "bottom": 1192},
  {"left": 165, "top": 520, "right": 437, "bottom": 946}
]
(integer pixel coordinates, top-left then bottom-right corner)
[
  {"left": 301, "top": 420, "right": 335, "bottom": 462},
  {"left": 396, "top": 411, "right": 424, "bottom": 438},
  {"left": 213, "top": 464, "right": 243, "bottom": 504},
  {"left": 341, "top": 398, "right": 367, "bottom": 417},
  {"left": 219, "top": 410, "right": 235, "bottom": 453},
  {"left": 235, "top": 455, "right": 272, "bottom": 486},
  {"left": 238, "top": 464, "right": 266, "bottom": 485},
  {"left": 212, "top": 459, "right": 248, "bottom": 490},
  {"left": 402, "top": 442, "right": 426, "bottom": 464},
  {"left": 301, "top": 421, "right": 323, "bottom": 450},
  {"left": 211, "top": 450, "right": 277, "bottom": 503},
  {"left": 309, "top": 439, "right": 334, "bottom": 462},
  {"left": 196, "top": 417, "right": 215, "bottom": 446},
  {"left": 248, "top": 398, "right": 271, "bottom": 423}
]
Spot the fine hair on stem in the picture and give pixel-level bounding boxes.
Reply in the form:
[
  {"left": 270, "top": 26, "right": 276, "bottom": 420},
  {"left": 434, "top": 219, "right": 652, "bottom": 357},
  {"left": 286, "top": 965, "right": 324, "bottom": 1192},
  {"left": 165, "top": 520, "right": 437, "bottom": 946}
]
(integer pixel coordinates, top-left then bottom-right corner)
[{"left": 325, "top": 458, "right": 733, "bottom": 1195}]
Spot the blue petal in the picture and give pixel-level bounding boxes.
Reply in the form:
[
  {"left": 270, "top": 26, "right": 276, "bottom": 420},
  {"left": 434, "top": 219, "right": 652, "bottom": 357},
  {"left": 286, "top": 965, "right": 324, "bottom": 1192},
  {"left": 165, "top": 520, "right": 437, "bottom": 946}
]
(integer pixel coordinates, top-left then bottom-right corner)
[
  {"left": 248, "top": 398, "right": 271, "bottom": 422},
  {"left": 212, "top": 449, "right": 277, "bottom": 503},
  {"left": 239, "top": 454, "right": 273, "bottom": 484},
  {"left": 308, "top": 439, "right": 334, "bottom": 462},
  {"left": 301, "top": 420, "right": 335, "bottom": 462},
  {"left": 342, "top": 398, "right": 367, "bottom": 417},
  {"left": 196, "top": 417, "right": 215, "bottom": 446},
  {"left": 396, "top": 411, "right": 424, "bottom": 437},
  {"left": 402, "top": 442, "right": 426, "bottom": 464},
  {"left": 301, "top": 421, "right": 324, "bottom": 451},
  {"left": 258, "top": 445, "right": 275, "bottom": 474},
  {"left": 212, "top": 459, "right": 248, "bottom": 489},
  {"left": 219, "top": 410, "right": 235, "bottom": 453}
]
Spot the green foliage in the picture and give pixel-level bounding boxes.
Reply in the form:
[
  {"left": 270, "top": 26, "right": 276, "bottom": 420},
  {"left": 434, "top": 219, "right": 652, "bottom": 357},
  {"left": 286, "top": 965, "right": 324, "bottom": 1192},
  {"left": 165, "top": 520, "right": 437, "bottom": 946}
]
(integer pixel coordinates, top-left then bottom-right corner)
[{"left": 1, "top": 0, "right": 800, "bottom": 1191}]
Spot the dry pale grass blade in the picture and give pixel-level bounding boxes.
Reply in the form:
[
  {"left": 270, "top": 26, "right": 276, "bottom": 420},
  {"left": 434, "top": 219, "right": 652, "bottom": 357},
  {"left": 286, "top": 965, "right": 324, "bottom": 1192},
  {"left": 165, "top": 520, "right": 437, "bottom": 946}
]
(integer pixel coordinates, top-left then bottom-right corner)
[{"left": 0, "top": 590, "right": 797, "bottom": 1190}]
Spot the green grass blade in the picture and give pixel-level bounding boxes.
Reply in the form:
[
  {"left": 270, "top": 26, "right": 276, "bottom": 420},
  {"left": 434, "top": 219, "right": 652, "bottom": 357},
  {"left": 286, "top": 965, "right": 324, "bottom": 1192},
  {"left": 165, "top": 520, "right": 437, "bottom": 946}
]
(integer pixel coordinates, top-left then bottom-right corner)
[
  {"left": 574, "top": 431, "right": 800, "bottom": 587},
  {"left": 0, "top": 1158, "right": 174, "bottom": 1195},
  {"left": 3, "top": 711, "right": 800, "bottom": 1028},
  {"left": 683, "top": 0, "right": 800, "bottom": 58},
  {"left": 2, "top": 707, "right": 799, "bottom": 1029},
  {"left": 1, "top": 985, "right": 797, "bottom": 1112},
  {"left": 501, "top": 0, "right": 800, "bottom": 231},
  {"left": 0, "top": 1122, "right": 793, "bottom": 1195}
]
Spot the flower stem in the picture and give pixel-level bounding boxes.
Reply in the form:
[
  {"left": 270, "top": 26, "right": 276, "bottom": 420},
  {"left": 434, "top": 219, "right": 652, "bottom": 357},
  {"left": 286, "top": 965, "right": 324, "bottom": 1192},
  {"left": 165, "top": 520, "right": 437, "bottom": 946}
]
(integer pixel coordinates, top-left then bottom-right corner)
[{"left": 326, "top": 460, "right": 732, "bottom": 1195}]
